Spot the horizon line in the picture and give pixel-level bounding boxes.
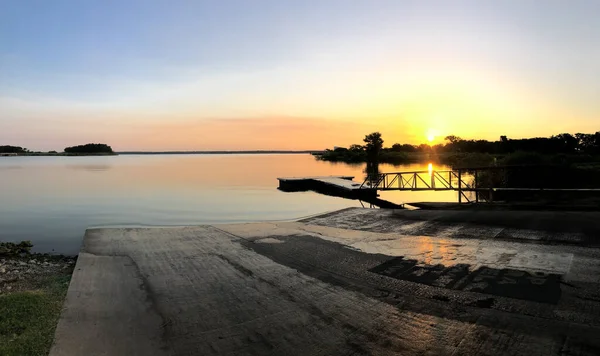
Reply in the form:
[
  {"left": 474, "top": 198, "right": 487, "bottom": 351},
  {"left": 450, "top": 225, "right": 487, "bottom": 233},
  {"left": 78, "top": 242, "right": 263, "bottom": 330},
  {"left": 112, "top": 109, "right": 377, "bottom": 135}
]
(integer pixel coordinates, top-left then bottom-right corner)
[{"left": 117, "top": 150, "right": 324, "bottom": 154}]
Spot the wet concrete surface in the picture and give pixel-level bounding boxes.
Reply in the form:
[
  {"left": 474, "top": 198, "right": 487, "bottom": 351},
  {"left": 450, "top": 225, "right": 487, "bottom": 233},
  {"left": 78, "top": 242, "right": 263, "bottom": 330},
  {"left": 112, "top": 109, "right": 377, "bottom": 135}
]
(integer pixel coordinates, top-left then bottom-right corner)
[
  {"left": 301, "top": 208, "right": 600, "bottom": 246},
  {"left": 51, "top": 208, "right": 600, "bottom": 355}
]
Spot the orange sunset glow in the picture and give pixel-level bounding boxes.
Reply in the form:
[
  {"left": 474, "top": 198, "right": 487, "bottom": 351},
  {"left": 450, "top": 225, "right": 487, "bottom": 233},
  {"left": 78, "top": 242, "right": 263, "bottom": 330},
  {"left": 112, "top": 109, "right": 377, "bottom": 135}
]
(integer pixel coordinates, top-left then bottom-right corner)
[
  {"left": 2, "top": 1, "right": 599, "bottom": 151},
  {"left": 3, "top": 3, "right": 600, "bottom": 353}
]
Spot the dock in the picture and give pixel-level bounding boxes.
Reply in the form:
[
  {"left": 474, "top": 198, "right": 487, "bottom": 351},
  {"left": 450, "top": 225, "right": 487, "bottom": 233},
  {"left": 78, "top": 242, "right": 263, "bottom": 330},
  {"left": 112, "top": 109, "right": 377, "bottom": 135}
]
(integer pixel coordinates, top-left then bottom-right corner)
[
  {"left": 278, "top": 176, "right": 377, "bottom": 199},
  {"left": 278, "top": 166, "right": 600, "bottom": 206}
]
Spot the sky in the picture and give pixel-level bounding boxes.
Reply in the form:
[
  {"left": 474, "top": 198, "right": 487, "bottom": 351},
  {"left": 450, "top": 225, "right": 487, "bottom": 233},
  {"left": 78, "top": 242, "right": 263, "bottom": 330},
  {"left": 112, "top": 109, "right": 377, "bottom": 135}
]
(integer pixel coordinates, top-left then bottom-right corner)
[{"left": 1, "top": 0, "right": 599, "bottom": 151}]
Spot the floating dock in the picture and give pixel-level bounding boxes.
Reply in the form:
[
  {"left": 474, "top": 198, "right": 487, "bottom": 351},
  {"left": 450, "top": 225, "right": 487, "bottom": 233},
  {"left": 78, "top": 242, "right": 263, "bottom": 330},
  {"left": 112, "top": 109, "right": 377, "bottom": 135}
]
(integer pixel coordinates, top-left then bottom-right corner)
[{"left": 277, "top": 176, "right": 377, "bottom": 199}]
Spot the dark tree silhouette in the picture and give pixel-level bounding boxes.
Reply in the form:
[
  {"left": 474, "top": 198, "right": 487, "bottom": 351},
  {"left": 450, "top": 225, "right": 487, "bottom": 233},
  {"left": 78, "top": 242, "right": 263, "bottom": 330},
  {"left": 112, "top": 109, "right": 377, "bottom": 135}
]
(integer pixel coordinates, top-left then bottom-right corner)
[
  {"left": 64, "top": 143, "right": 114, "bottom": 154},
  {"left": 444, "top": 135, "right": 462, "bottom": 144},
  {"left": 349, "top": 144, "right": 364, "bottom": 153},
  {"left": 318, "top": 131, "right": 600, "bottom": 164},
  {"left": 363, "top": 132, "right": 383, "bottom": 162},
  {"left": 0, "top": 145, "right": 26, "bottom": 153}
]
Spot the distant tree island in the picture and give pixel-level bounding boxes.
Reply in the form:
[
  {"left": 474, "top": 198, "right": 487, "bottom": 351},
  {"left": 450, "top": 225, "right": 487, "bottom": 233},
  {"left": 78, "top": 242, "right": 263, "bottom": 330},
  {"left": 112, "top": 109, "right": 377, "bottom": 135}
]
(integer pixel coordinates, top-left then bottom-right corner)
[
  {"left": 0, "top": 143, "right": 116, "bottom": 156},
  {"left": 0, "top": 145, "right": 27, "bottom": 154},
  {"left": 64, "top": 143, "right": 115, "bottom": 155},
  {"left": 316, "top": 132, "right": 600, "bottom": 167}
]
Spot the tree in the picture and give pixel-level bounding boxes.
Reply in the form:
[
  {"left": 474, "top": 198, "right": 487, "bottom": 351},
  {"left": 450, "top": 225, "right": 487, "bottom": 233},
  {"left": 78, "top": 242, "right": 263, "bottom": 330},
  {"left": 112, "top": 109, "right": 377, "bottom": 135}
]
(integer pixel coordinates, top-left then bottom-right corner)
[
  {"left": 64, "top": 143, "right": 114, "bottom": 154},
  {"left": 552, "top": 133, "right": 578, "bottom": 153},
  {"left": 444, "top": 135, "right": 462, "bottom": 144},
  {"left": 390, "top": 143, "right": 402, "bottom": 152},
  {"left": 349, "top": 144, "right": 364, "bottom": 152},
  {"left": 417, "top": 143, "right": 432, "bottom": 152},
  {"left": 0, "top": 145, "right": 26, "bottom": 154},
  {"left": 363, "top": 132, "right": 384, "bottom": 162}
]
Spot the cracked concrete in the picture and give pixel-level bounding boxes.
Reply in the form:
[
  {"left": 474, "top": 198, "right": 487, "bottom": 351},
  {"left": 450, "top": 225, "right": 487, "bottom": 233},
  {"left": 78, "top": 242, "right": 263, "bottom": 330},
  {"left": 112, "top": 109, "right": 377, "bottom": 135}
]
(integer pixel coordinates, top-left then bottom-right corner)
[{"left": 50, "top": 209, "right": 600, "bottom": 355}]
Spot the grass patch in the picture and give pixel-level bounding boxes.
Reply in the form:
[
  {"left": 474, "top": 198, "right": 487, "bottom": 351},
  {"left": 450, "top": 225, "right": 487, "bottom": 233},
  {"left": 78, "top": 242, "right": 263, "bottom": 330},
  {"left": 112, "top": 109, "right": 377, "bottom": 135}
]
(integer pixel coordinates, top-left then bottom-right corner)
[{"left": 0, "top": 274, "right": 71, "bottom": 356}]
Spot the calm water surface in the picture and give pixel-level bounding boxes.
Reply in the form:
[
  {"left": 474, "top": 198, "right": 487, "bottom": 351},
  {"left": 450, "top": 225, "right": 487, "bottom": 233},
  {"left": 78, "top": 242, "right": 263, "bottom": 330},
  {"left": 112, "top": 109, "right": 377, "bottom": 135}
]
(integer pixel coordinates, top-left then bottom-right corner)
[{"left": 0, "top": 154, "right": 454, "bottom": 254}]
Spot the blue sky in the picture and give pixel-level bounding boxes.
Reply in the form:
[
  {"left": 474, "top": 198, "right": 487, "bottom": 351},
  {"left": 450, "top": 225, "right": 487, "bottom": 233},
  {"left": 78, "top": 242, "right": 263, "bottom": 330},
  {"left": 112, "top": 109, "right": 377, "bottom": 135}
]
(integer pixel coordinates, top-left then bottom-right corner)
[{"left": 1, "top": 0, "right": 599, "bottom": 150}]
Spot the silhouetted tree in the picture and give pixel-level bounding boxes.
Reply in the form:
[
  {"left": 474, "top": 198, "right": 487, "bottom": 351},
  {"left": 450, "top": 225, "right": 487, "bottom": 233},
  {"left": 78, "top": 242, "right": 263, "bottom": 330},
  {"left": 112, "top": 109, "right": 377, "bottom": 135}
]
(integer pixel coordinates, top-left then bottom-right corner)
[
  {"left": 390, "top": 143, "right": 403, "bottom": 152},
  {"left": 0, "top": 145, "right": 26, "bottom": 153},
  {"left": 363, "top": 132, "right": 383, "bottom": 163},
  {"left": 444, "top": 135, "right": 462, "bottom": 144},
  {"left": 417, "top": 144, "right": 432, "bottom": 152},
  {"left": 64, "top": 143, "right": 114, "bottom": 154},
  {"left": 552, "top": 133, "right": 578, "bottom": 153},
  {"left": 349, "top": 144, "right": 364, "bottom": 153}
]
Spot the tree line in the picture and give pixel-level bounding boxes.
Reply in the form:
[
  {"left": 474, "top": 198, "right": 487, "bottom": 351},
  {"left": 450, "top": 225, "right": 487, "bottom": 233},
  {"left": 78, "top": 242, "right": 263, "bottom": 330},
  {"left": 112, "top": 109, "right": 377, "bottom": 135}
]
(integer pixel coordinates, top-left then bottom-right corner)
[
  {"left": 316, "top": 131, "right": 600, "bottom": 164},
  {"left": 0, "top": 145, "right": 27, "bottom": 154},
  {"left": 422, "top": 132, "right": 600, "bottom": 155},
  {"left": 0, "top": 143, "right": 114, "bottom": 155}
]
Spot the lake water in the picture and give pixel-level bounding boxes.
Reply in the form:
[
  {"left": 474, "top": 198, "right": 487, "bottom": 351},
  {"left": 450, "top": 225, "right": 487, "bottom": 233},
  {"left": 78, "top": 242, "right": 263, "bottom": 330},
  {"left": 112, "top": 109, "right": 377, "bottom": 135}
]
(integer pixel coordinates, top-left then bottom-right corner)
[{"left": 0, "top": 154, "right": 454, "bottom": 254}]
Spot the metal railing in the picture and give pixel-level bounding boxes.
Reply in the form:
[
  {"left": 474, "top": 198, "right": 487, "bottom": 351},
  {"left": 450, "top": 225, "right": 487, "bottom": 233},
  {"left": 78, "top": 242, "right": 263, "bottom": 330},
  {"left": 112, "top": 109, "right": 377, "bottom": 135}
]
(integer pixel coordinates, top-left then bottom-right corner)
[
  {"left": 360, "top": 166, "right": 600, "bottom": 203},
  {"left": 360, "top": 170, "right": 475, "bottom": 202},
  {"left": 360, "top": 170, "right": 468, "bottom": 189}
]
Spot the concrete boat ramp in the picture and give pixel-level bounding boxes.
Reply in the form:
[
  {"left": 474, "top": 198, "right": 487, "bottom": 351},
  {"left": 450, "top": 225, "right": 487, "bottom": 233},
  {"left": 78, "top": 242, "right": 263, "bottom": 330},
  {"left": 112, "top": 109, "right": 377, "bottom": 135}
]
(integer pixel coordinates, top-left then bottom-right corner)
[{"left": 50, "top": 208, "right": 600, "bottom": 355}]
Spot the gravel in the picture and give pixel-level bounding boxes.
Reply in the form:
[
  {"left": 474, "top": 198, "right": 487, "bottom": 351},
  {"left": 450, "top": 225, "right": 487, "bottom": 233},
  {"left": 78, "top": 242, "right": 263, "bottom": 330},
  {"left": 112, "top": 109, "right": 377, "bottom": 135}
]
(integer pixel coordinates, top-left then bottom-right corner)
[{"left": 0, "top": 255, "right": 77, "bottom": 294}]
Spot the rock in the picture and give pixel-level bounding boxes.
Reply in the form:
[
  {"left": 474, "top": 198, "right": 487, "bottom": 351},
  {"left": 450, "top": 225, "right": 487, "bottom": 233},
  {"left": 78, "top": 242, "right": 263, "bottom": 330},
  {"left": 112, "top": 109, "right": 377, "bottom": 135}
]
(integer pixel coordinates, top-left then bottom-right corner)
[
  {"left": 29, "top": 259, "right": 37, "bottom": 264},
  {"left": 0, "top": 267, "right": 5, "bottom": 273},
  {"left": 18, "top": 261, "right": 27, "bottom": 266},
  {"left": 6, "top": 286, "right": 11, "bottom": 290},
  {"left": 42, "top": 261, "right": 49, "bottom": 266}
]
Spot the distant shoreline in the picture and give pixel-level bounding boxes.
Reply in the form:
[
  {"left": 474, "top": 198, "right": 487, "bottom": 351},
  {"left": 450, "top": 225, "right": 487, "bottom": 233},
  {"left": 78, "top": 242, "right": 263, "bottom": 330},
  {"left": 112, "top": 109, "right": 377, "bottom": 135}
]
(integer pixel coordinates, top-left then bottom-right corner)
[
  {"left": 1, "top": 151, "right": 324, "bottom": 157},
  {"left": 0, "top": 152, "right": 119, "bottom": 157},
  {"left": 117, "top": 150, "right": 324, "bottom": 155},
  {"left": 1, "top": 153, "right": 118, "bottom": 157}
]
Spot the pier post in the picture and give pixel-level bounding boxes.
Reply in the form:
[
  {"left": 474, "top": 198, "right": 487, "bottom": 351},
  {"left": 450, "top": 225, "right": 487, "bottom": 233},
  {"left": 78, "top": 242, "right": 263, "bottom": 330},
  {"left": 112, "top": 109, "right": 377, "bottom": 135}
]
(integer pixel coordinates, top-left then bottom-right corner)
[
  {"left": 474, "top": 171, "right": 479, "bottom": 203},
  {"left": 458, "top": 170, "right": 462, "bottom": 203}
]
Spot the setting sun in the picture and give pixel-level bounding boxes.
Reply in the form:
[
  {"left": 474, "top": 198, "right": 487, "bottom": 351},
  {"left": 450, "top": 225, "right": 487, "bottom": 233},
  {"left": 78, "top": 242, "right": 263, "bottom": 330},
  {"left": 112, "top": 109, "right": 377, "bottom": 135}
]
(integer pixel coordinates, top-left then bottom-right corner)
[{"left": 426, "top": 129, "right": 437, "bottom": 143}]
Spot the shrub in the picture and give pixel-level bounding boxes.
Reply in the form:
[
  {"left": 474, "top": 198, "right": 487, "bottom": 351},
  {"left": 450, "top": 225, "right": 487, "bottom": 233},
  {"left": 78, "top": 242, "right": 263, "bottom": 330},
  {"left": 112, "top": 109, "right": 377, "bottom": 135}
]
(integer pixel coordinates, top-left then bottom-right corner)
[{"left": 0, "top": 241, "right": 33, "bottom": 257}]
